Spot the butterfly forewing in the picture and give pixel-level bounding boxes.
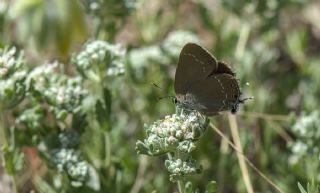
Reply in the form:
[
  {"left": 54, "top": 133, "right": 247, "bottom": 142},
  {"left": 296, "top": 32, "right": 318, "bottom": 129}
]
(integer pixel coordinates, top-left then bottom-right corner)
[{"left": 174, "top": 43, "right": 218, "bottom": 95}]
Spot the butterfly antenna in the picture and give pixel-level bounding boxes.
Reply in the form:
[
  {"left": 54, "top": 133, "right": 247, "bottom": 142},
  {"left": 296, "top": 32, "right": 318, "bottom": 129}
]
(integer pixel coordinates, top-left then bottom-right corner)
[
  {"left": 239, "top": 96, "right": 254, "bottom": 103},
  {"left": 152, "top": 83, "right": 163, "bottom": 90},
  {"left": 238, "top": 82, "right": 254, "bottom": 103},
  {"left": 158, "top": 95, "right": 175, "bottom": 101}
]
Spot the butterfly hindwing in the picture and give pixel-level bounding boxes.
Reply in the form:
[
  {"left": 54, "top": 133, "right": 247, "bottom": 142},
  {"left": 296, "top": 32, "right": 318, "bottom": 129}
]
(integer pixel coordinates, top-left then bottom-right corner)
[{"left": 187, "top": 73, "right": 240, "bottom": 115}]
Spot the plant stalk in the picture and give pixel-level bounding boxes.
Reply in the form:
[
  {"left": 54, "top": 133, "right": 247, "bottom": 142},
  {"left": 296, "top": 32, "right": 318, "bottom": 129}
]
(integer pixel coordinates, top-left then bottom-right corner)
[
  {"left": 176, "top": 151, "right": 185, "bottom": 193},
  {"left": 228, "top": 113, "right": 254, "bottom": 193}
]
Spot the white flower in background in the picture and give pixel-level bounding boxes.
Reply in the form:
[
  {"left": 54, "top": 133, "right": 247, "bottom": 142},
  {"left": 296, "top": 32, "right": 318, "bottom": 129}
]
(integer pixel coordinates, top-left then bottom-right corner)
[
  {"left": 290, "top": 111, "right": 320, "bottom": 163},
  {"left": 72, "top": 40, "right": 125, "bottom": 80},
  {"left": 51, "top": 148, "right": 89, "bottom": 186},
  {"left": 27, "top": 62, "right": 87, "bottom": 114},
  {"left": 162, "top": 30, "right": 201, "bottom": 58},
  {"left": 292, "top": 111, "right": 320, "bottom": 139},
  {"left": 165, "top": 158, "right": 201, "bottom": 182},
  {"left": 129, "top": 45, "right": 170, "bottom": 69},
  {"left": 0, "top": 46, "right": 26, "bottom": 108},
  {"left": 26, "top": 62, "right": 59, "bottom": 91}
]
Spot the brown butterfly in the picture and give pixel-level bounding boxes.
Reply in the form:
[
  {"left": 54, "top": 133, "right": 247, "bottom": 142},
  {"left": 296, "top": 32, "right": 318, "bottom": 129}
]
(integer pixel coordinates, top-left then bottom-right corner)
[{"left": 174, "top": 43, "right": 249, "bottom": 116}]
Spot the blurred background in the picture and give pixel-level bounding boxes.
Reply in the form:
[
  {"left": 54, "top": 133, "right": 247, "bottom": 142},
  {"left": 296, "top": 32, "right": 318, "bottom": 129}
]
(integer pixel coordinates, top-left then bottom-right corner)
[{"left": 0, "top": 0, "right": 320, "bottom": 192}]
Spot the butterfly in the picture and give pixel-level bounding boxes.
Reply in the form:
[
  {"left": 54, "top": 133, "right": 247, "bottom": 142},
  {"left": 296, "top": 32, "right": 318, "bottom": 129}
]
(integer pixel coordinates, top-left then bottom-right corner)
[{"left": 174, "top": 43, "right": 250, "bottom": 116}]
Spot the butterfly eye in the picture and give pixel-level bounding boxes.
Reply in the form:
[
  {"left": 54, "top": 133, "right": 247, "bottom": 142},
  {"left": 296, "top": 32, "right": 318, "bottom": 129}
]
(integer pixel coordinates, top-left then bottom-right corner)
[{"left": 173, "top": 97, "right": 178, "bottom": 104}]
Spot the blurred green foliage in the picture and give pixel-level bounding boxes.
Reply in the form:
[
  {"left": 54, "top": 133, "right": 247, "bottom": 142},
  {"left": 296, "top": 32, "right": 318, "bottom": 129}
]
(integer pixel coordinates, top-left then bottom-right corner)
[{"left": 0, "top": 0, "right": 320, "bottom": 193}]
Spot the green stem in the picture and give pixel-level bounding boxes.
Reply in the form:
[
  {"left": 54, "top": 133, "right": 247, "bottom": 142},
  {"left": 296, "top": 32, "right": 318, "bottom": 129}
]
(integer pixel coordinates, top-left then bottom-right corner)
[
  {"left": 105, "top": 131, "right": 111, "bottom": 168},
  {"left": 235, "top": 23, "right": 250, "bottom": 60},
  {"left": 0, "top": 109, "right": 18, "bottom": 193},
  {"left": 177, "top": 179, "right": 184, "bottom": 193},
  {"left": 0, "top": 108, "right": 8, "bottom": 147},
  {"left": 175, "top": 151, "right": 185, "bottom": 193},
  {"left": 97, "top": 65, "right": 112, "bottom": 170},
  {"left": 12, "top": 174, "right": 18, "bottom": 193}
]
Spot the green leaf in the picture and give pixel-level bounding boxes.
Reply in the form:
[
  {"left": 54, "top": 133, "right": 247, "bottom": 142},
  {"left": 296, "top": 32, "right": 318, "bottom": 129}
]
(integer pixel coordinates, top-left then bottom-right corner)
[
  {"left": 95, "top": 88, "right": 112, "bottom": 131},
  {"left": 33, "top": 176, "right": 58, "bottom": 193},
  {"left": 10, "top": 0, "right": 87, "bottom": 58},
  {"left": 185, "top": 181, "right": 194, "bottom": 193},
  {"left": 135, "top": 140, "right": 151, "bottom": 155},
  {"left": 206, "top": 181, "right": 218, "bottom": 193},
  {"left": 298, "top": 182, "right": 308, "bottom": 193},
  {"left": 1, "top": 145, "right": 15, "bottom": 175},
  {"left": 95, "top": 99, "right": 111, "bottom": 131},
  {"left": 56, "top": 109, "right": 68, "bottom": 120}
]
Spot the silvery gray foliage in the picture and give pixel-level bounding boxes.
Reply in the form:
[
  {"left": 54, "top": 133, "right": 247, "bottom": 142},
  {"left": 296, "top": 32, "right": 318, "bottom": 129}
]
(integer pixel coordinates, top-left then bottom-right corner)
[
  {"left": 72, "top": 40, "right": 125, "bottom": 81},
  {"left": 0, "top": 46, "right": 27, "bottom": 108}
]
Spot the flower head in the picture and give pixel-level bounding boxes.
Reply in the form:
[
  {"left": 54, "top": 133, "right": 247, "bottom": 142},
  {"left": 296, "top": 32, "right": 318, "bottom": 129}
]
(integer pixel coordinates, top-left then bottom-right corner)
[
  {"left": 72, "top": 40, "right": 125, "bottom": 81},
  {"left": 50, "top": 148, "right": 89, "bottom": 187},
  {"left": 0, "top": 46, "right": 27, "bottom": 108},
  {"left": 136, "top": 111, "right": 209, "bottom": 156},
  {"left": 162, "top": 30, "right": 201, "bottom": 58},
  {"left": 165, "top": 157, "right": 202, "bottom": 182}
]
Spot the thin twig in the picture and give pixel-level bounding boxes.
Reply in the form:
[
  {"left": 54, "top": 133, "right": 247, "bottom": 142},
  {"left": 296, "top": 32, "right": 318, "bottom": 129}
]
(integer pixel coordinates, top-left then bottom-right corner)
[
  {"left": 210, "top": 122, "right": 286, "bottom": 193},
  {"left": 130, "top": 156, "right": 148, "bottom": 193},
  {"left": 227, "top": 114, "right": 254, "bottom": 193},
  {"left": 266, "top": 120, "right": 293, "bottom": 142},
  {"left": 238, "top": 111, "right": 290, "bottom": 122}
]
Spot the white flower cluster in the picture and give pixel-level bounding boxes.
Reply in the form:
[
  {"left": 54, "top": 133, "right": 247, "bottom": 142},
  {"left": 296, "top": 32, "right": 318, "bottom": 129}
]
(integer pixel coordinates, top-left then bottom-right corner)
[
  {"left": 290, "top": 111, "right": 320, "bottom": 161},
  {"left": 0, "top": 47, "right": 27, "bottom": 108},
  {"left": 0, "top": 47, "right": 24, "bottom": 78},
  {"left": 292, "top": 111, "right": 320, "bottom": 140},
  {"left": 162, "top": 30, "right": 201, "bottom": 57},
  {"left": 165, "top": 158, "right": 201, "bottom": 182},
  {"left": 88, "top": 0, "right": 140, "bottom": 14},
  {"left": 73, "top": 40, "right": 125, "bottom": 80},
  {"left": 26, "top": 62, "right": 58, "bottom": 91},
  {"left": 43, "top": 76, "right": 86, "bottom": 111},
  {"left": 15, "top": 105, "right": 43, "bottom": 129},
  {"left": 51, "top": 148, "right": 89, "bottom": 187},
  {"left": 128, "top": 30, "right": 200, "bottom": 78},
  {"left": 129, "top": 45, "right": 170, "bottom": 69},
  {"left": 136, "top": 111, "right": 208, "bottom": 156},
  {"left": 27, "top": 62, "right": 87, "bottom": 117}
]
